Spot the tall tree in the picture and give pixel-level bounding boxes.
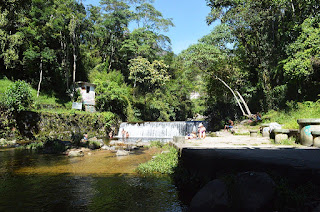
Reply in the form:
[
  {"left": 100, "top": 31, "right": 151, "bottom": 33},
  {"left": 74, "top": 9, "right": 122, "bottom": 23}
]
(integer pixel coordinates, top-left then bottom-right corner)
[
  {"left": 21, "top": 0, "right": 57, "bottom": 97},
  {"left": 206, "top": 0, "right": 320, "bottom": 110}
]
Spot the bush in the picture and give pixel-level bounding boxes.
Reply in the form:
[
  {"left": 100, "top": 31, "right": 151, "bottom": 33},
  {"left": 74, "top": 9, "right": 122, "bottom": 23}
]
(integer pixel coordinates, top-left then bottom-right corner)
[
  {"left": 87, "top": 140, "right": 102, "bottom": 149},
  {"left": 1, "top": 80, "right": 33, "bottom": 112},
  {"left": 149, "top": 140, "right": 163, "bottom": 148}
]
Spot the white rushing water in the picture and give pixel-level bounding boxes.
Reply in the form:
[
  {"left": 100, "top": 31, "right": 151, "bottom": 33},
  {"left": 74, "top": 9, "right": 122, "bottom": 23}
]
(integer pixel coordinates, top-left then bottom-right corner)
[{"left": 117, "top": 121, "right": 207, "bottom": 138}]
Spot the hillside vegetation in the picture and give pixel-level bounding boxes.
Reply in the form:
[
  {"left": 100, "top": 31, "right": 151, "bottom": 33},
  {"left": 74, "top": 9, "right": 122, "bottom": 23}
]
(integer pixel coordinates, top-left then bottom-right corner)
[
  {"left": 0, "top": 77, "right": 71, "bottom": 112},
  {"left": 263, "top": 101, "right": 320, "bottom": 129}
]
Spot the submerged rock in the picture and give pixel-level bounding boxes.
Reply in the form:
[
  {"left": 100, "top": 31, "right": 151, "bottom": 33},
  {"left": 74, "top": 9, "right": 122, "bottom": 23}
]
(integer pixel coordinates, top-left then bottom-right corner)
[
  {"left": 116, "top": 150, "right": 129, "bottom": 156},
  {"left": 68, "top": 150, "right": 84, "bottom": 157}
]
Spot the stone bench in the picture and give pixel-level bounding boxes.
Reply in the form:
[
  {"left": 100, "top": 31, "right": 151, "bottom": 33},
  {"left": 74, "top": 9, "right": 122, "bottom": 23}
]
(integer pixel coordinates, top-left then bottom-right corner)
[
  {"left": 260, "top": 124, "right": 270, "bottom": 137},
  {"left": 288, "top": 129, "right": 299, "bottom": 139},
  {"left": 311, "top": 131, "right": 320, "bottom": 147},
  {"left": 273, "top": 129, "right": 290, "bottom": 144},
  {"left": 297, "top": 119, "right": 320, "bottom": 146},
  {"left": 249, "top": 130, "right": 258, "bottom": 137}
]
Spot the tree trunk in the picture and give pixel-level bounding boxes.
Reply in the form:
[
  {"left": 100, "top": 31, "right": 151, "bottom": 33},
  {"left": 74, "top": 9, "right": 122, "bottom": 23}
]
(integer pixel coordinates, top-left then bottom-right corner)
[
  {"left": 236, "top": 91, "right": 252, "bottom": 117},
  {"left": 108, "top": 44, "right": 114, "bottom": 71},
  {"left": 73, "top": 33, "right": 76, "bottom": 84},
  {"left": 37, "top": 57, "right": 43, "bottom": 98},
  {"left": 60, "top": 32, "right": 69, "bottom": 90},
  {"left": 215, "top": 76, "right": 249, "bottom": 117}
]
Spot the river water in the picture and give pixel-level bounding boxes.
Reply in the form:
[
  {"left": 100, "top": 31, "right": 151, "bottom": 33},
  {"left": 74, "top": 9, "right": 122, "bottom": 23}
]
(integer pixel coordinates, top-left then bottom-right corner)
[{"left": 0, "top": 148, "right": 188, "bottom": 211}]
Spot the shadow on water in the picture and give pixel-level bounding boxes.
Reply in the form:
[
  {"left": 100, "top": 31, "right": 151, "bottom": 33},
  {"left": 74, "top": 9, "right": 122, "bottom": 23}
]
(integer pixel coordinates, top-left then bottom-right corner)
[{"left": 0, "top": 148, "right": 188, "bottom": 211}]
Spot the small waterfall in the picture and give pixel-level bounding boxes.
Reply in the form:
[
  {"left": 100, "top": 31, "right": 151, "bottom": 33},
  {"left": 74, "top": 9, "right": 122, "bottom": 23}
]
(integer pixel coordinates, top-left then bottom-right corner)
[{"left": 118, "top": 121, "right": 208, "bottom": 138}]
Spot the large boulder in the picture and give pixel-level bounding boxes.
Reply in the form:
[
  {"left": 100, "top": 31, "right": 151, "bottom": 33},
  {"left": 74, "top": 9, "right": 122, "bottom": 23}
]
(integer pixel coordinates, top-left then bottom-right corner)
[
  {"left": 233, "top": 172, "right": 275, "bottom": 211},
  {"left": 189, "top": 179, "right": 229, "bottom": 212}
]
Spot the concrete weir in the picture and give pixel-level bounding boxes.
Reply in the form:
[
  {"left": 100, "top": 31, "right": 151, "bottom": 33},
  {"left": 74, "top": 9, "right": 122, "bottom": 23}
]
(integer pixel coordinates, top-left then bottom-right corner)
[{"left": 171, "top": 134, "right": 320, "bottom": 184}]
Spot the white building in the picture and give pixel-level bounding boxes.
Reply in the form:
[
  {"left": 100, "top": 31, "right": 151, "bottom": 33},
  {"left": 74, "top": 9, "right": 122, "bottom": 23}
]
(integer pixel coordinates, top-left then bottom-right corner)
[
  {"left": 190, "top": 92, "right": 201, "bottom": 100},
  {"left": 72, "top": 81, "right": 96, "bottom": 112}
]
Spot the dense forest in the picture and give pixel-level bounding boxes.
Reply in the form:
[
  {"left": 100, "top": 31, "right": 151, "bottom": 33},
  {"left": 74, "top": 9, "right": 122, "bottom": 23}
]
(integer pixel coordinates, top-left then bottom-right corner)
[{"left": 0, "top": 0, "right": 319, "bottom": 129}]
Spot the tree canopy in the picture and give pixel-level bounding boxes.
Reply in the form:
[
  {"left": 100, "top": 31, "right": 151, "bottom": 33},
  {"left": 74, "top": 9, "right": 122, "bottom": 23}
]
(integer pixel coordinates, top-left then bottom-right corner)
[{"left": 1, "top": 0, "right": 319, "bottom": 127}]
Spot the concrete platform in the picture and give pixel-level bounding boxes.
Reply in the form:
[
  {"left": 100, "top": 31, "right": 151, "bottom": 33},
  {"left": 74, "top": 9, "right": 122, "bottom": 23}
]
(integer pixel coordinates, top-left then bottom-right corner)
[{"left": 172, "top": 134, "right": 320, "bottom": 182}]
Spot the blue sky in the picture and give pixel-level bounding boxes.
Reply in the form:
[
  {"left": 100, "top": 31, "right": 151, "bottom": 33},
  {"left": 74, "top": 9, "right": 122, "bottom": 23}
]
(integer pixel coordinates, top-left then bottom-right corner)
[{"left": 84, "top": 0, "right": 219, "bottom": 54}]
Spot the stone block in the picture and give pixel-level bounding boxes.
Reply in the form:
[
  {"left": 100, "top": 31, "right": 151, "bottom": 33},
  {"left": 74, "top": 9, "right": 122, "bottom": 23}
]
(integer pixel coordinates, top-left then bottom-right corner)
[
  {"left": 249, "top": 130, "right": 258, "bottom": 137},
  {"left": 173, "top": 136, "right": 185, "bottom": 143}
]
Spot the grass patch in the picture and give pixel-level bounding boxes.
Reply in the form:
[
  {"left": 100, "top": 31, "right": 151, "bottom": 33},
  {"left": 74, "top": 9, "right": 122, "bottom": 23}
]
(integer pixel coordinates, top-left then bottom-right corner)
[
  {"left": 136, "top": 145, "right": 178, "bottom": 175},
  {"left": 270, "top": 137, "right": 301, "bottom": 146},
  {"left": 233, "top": 132, "right": 250, "bottom": 136},
  {"left": 0, "top": 78, "right": 14, "bottom": 95},
  {"left": 263, "top": 100, "right": 320, "bottom": 129}
]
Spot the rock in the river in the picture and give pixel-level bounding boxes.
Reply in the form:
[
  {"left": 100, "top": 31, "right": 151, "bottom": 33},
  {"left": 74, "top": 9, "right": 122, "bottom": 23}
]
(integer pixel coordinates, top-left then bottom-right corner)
[
  {"left": 136, "top": 142, "right": 150, "bottom": 148},
  {"left": 116, "top": 150, "right": 129, "bottom": 156},
  {"left": 233, "top": 171, "right": 275, "bottom": 211},
  {"left": 101, "top": 145, "right": 110, "bottom": 150},
  {"left": 189, "top": 179, "right": 229, "bottom": 212},
  {"left": 109, "top": 140, "right": 116, "bottom": 146},
  {"left": 116, "top": 141, "right": 126, "bottom": 146},
  {"left": 68, "top": 150, "right": 84, "bottom": 157},
  {"left": 136, "top": 142, "right": 144, "bottom": 147}
]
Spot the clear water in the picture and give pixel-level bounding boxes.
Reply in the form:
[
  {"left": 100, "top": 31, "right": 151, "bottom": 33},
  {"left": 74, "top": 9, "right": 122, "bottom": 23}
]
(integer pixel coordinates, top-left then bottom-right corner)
[{"left": 0, "top": 148, "right": 188, "bottom": 211}]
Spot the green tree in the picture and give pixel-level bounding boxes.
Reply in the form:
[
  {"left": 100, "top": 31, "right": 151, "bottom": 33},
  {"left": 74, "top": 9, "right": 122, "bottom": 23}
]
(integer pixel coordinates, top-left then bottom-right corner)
[
  {"left": 283, "top": 17, "right": 320, "bottom": 101},
  {"left": 0, "top": 1, "right": 30, "bottom": 70},
  {"left": 206, "top": 0, "right": 320, "bottom": 110},
  {"left": 128, "top": 56, "right": 170, "bottom": 91}
]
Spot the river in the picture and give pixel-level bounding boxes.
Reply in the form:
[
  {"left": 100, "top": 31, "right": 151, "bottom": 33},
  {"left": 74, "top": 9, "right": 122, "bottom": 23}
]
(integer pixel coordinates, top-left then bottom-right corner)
[{"left": 0, "top": 148, "right": 188, "bottom": 211}]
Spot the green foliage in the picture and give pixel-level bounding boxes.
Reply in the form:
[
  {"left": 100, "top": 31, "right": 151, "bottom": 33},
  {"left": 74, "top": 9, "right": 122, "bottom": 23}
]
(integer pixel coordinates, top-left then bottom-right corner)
[
  {"left": 0, "top": 77, "right": 14, "bottom": 96},
  {"left": 271, "top": 137, "right": 298, "bottom": 146},
  {"left": 0, "top": 0, "right": 195, "bottom": 124},
  {"left": 87, "top": 140, "right": 102, "bottom": 149},
  {"left": 93, "top": 70, "right": 131, "bottom": 120},
  {"left": 18, "top": 139, "right": 68, "bottom": 153},
  {"left": 149, "top": 140, "right": 163, "bottom": 148},
  {"left": 1, "top": 80, "right": 34, "bottom": 112},
  {"left": 136, "top": 146, "right": 178, "bottom": 175},
  {"left": 263, "top": 100, "right": 320, "bottom": 129},
  {"left": 283, "top": 17, "right": 320, "bottom": 101},
  {"left": 17, "top": 141, "right": 44, "bottom": 151}
]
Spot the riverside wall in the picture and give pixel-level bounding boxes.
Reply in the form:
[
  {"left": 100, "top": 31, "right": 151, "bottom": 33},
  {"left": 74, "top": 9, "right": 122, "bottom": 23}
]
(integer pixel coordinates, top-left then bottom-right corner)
[{"left": 0, "top": 110, "right": 119, "bottom": 140}]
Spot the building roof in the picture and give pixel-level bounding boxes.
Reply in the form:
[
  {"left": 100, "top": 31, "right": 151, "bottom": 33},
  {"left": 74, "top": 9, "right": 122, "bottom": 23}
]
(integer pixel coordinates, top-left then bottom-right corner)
[{"left": 76, "top": 81, "right": 96, "bottom": 87}]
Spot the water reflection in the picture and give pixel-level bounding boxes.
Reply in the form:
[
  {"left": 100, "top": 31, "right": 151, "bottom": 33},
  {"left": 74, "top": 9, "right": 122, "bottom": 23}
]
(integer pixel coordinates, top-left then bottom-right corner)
[{"left": 0, "top": 149, "right": 187, "bottom": 211}]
